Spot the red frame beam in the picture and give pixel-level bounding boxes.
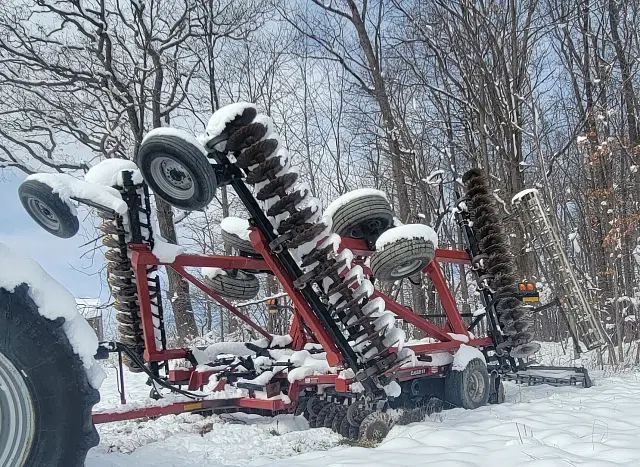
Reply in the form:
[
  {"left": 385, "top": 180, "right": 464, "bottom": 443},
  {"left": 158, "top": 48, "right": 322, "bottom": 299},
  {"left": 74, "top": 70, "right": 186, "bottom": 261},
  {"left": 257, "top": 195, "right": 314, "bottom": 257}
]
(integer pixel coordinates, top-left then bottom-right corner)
[
  {"left": 172, "top": 265, "right": 271, "bottom": 339},
  {"left": 249, "top": 229, "right": 342, "bottom": 366},
  {"left": 93, "top": 399, "right": 241, "bottom": 424}
]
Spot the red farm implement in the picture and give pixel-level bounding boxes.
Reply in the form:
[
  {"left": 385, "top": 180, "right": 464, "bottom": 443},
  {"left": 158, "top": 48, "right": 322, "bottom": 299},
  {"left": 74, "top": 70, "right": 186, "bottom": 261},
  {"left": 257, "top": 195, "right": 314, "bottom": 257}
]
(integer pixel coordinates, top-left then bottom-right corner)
[{"left": 5, "top": 103, "right": 602, "bottom": 466}]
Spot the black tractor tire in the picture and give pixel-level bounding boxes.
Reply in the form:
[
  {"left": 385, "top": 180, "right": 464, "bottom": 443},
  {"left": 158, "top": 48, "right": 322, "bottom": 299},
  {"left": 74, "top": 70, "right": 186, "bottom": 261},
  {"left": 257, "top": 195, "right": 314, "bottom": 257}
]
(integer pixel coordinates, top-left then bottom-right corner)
[
  {"left": 444, "top": 358, "right": 490, "bottom": 410},
  {"left": 329, "top": 194, "right": 394, "bottom": 241},
  {"left": 370, "top": 236, "right": 435, "bottom": 282},
  {"left": 202, "top": 269, "right": 260, "bottom": 300},
  {"left": 359, "top": 411, "right": 392, "bottom": 443},
  {"left": 0, "top": 284, "right": 100, "bottom": 467},
  {"left": 136, "top": 131, "right": 217, "bottom": 211},
  {"left": 18, "top": 180, "right": 79, "bottom": 238},
  {"left": 221, "top": 228, "right": 257, "bottom": 256}
]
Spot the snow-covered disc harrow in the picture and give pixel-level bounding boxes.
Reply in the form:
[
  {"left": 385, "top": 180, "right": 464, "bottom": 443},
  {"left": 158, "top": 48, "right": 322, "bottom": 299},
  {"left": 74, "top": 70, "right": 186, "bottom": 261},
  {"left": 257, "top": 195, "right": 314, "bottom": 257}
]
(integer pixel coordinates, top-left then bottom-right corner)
[{"left": 8, "top": 102, "right": 601, "bottom": 464}]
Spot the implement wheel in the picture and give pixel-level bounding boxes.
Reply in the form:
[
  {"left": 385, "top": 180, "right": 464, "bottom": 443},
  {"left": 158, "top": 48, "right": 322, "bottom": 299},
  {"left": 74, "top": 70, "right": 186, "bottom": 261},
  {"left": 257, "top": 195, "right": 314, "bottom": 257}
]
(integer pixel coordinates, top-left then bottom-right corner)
[
  {"left": 444, "top": 358, "right": 490, "bottom": 410},
  {"left": 0, "top": 284, "right": 99, "bottom": 467},
  {"left": 370, "top": 236, "right": 435, "bottom": 282},
  {"left": 202, "top": 269, "right": 260, "bottom": 300},
  {"left": 19, "top": 180, "right": 79, "bottom": 239},
  {"left": 328, "top": 192, "right": 394, "bottom": 241},
  {"left": 137, "top": 129, "right": 217, "bottom": 211}
]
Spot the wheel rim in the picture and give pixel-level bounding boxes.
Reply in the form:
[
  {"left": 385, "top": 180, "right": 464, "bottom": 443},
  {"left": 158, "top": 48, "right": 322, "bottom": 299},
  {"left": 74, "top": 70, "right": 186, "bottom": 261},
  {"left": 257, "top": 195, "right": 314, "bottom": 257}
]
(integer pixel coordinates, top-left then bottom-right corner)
[
  {"left": 390, "top": 259, "right": 423, "bottom": 278},
  {"left": 0, "top": 351, "right": 35, "bottom": 467},
  {"left": 467, "top": 370, "right": 486, "bottom": 403},
  {"left": 149, "top": 155, "right": 195, "bottom": 201},
  {"left": 27, "top": 198, "right": 60, "bottom": 231},
  {"left": 348, "top": 218, "right": 388, "bottom": 238}
]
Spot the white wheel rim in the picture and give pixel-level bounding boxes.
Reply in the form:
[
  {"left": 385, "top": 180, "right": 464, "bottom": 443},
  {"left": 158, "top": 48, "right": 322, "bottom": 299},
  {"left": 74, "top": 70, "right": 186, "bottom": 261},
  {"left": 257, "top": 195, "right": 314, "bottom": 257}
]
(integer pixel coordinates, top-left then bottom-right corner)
[
  {"left": 468, "top": 370, "right": 486, "bottom": 403},
  {"left": 150, "top": 156, "right": 195, "bottom": 200},
  {"left": 27, "top": 198, "right": 60, "bottom": 231},
  {"left": 0, "top": 351, "right": 35, "bottom": 467}
]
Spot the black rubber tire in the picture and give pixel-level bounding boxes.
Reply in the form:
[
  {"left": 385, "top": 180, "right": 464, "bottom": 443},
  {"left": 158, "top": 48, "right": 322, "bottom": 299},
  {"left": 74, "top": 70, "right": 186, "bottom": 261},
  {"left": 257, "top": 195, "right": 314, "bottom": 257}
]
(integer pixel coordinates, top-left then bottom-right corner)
[
  {"left": 330, "top": 194, "right": 394, "bottom": 240},
  {"left": 309, "top": 401, "right": 331, "bottom": 428},
  {"left": 359, "top": 412, "right": 392, "bottom": 442},
  {"left": 370, "top": 236, "right": 435, "bottom": 282},
  {"left": 331, "top": 406, "right": 347, "bottom": 433},
  {"left": 294, "top": 396, "right": 310, "bottom": 418},
  {"left": 444, "top": 358, "right": 490, "bottom": 410},
  {"left": 322, "top": 403, "right": 342, "bottom": 428},
  {"left": 18, "top": 180, "right": 79, "bottom": 238},
  {"left": 0, "top": 284, "right": 100, "bottom": 467},
  {"left": 202, "top": 269, "right": 260, "bottom": 300},
  {"left": 136, "top": 132, "right": 217, "bottom": 211},
  {"left": 221, "top": 228, "right": 257, "bottom": 255},
  {"left": 339, "top": 416, "right": 353, "bottom": 438},
  {"left": 307, "top": 399, "right": 327, "bottom": 428}
]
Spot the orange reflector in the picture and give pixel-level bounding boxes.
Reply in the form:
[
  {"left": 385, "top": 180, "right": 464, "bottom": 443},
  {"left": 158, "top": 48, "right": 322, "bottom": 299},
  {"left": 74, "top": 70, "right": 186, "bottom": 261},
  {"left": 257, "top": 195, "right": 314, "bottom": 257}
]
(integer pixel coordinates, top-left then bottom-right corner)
[
  {"left": 527, "top": 283, "right": 535, "bottom": 291},
  {"left": 519, "top": 283, "right": 526, "bottom": 291}
]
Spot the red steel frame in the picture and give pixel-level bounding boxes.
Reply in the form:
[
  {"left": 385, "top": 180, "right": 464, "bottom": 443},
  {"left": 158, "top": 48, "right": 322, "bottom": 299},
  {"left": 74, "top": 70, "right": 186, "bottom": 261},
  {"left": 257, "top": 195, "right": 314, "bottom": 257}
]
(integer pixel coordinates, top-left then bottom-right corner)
[{"left": 94, "top": 230, "right": 493, "bottom": 424}]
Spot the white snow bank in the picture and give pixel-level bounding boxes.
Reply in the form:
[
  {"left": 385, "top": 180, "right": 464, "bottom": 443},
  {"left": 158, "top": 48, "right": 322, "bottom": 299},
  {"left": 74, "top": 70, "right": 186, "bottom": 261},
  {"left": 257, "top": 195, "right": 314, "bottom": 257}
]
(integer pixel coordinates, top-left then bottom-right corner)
[
  {"left": 324, "top": 188, "right": 388, "bottom": 218},
  {"left": 143, "top": 127, "right": 207, "bottom": 156},
  {"left": 452, "top": 344, "right": 485, "bottom": 371},
  {"left": 205, "top": 102, "right": 257, "bottom": 140},
  {"left": 375, "top": 223, "right": 438, "bottom": 250},
  {"left": 0, "top": 242, "right": 105, "bottom": 389},
  {"left": 84, "top": 158, "right": 140, "bottom": 187},
  {"left": 27, "top": 173, "right": 128, "bottom": 214},
  {"left": 511, "top": 188, "right": 539, "bottom": 204},
  {"left": 90, "top": 367, "right": 640, "bottom": 467},
  {"left": 221, "top": 216, "right": 251, "bottom": 241},
  {"left": 152, "top": 238, "right": 184, "bottom": 263}
]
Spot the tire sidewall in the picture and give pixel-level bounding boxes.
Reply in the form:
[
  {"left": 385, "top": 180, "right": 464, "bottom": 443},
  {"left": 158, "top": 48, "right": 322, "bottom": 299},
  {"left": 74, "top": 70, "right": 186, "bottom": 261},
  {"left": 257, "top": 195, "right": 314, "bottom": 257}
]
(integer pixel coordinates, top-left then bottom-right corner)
[
  {"left": 371, "top": 238, "right": 435, "bottom": 282},
  {"left": 137, "top": 136, "right": 216, "bottom": 211},
  {"left": 445, "top": 358, "right": 490, "bottom": 410},
  {"left": 0, "top": 285, "right": 99, "bottom": 467},
  {"left": 331, "top": 195, "right": 393, "bottom": 240},
  {"left": 18, "top": 181, "right": 79, "bottom": 238}
]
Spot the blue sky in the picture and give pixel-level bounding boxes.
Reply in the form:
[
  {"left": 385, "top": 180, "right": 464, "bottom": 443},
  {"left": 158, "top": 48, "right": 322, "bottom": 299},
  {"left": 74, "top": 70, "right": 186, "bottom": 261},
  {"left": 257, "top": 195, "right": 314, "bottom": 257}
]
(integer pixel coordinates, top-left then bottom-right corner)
[{"left": 0, "top": 170, "right": 107, "bottom": 299}]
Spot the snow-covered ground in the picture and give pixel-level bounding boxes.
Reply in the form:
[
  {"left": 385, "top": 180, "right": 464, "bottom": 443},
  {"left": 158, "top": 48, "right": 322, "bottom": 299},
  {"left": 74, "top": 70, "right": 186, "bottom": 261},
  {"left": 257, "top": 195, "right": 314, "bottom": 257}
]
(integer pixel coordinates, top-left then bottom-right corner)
[{"left": 88, "top": 358, "right": 640, "bottom": 467}]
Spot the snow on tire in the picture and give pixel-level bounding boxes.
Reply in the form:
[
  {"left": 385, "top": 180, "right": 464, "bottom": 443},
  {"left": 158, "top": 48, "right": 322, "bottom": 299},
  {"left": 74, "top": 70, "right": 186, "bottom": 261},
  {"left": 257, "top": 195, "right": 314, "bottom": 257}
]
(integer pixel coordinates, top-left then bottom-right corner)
[
  {"left": 328, "top": 194, "right": 394, "bottom": 241},
  {"left": 370, "top": 237, "right": 435, "bottom": 282},
  {"left": 136, "top": 129, "right": 217, "bottom": 211},
  {"left": 0, "top": 284, "right": 99, "bottom": 467},
  {"left": 444, "top": 358, "right": 490, "bottom": 410},
  {"left": 202, "top": 269, "right": 260, "bottom": 300},
  {"left": 221, "top": 229, "right": 258, "bottom": 256},
  {"left": 18, "top": 180, "right": 79, "bottom": 239}
]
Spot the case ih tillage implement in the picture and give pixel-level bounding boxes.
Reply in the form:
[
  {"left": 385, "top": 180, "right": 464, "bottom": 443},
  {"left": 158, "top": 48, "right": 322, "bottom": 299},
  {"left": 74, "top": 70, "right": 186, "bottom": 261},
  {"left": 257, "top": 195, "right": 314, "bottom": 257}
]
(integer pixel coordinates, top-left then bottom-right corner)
[{"left": 1, "top": 103, "right": 604, "bottom": 466}]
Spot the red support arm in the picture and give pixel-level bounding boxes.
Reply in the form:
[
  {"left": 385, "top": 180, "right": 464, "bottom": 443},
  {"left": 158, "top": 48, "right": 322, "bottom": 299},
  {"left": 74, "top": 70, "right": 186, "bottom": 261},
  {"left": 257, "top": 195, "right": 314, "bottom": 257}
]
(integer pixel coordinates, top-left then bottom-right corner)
[
  {"left": 372, "top": 291, "right": 452, "bottom": 342},
  {"left": 249, "top": 229, "right": 342, "bottom": 367}
]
